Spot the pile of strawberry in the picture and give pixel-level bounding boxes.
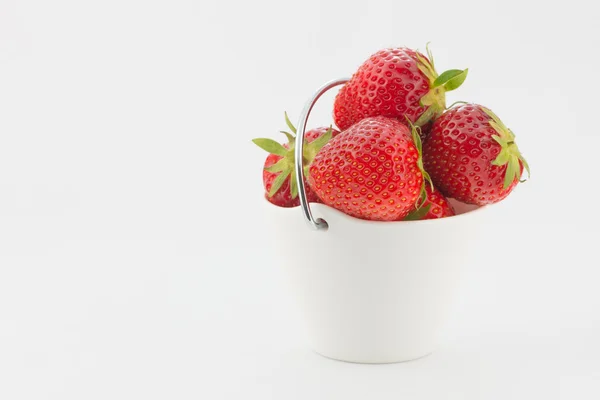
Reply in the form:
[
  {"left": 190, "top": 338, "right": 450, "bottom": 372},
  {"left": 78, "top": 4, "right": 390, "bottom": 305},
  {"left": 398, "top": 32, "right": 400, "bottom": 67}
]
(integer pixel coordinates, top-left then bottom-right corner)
[{"left": 254, "top": 45, "right": 529, "bottom": 221}]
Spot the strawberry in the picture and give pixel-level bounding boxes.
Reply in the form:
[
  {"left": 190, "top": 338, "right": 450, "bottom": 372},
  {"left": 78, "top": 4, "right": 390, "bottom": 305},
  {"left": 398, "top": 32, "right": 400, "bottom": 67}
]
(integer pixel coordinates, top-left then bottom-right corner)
[
  {"left": 403, "top": 185, "right": 455, "bottom": 220},
  {"left": 308, "top": 116, "right": 430, "bottom": 221},
  {"left": 253, "top": 113, "right": 339, "bottom": 207},
  {"left": 423, "top": 103, "right": 530, "bottom": 205},
  {"left": 333, "top": 45, "right": 468, "bottom": 133}
]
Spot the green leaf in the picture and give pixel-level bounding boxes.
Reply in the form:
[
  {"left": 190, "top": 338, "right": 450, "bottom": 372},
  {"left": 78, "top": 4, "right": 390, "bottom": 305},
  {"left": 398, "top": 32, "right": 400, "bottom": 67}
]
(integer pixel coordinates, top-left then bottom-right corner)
[
  {"left": 423, "top": 169, "right": 434, "bottom": 191},
  {"left": 481, "top": 107, "right": 508, "bottom": 132},
  {"left": 305, "top": 127, "right": 333, "bottom": 161},
  {"left": 432, "top": 69, "right": 464, "bottom": 88},
  {"left": 492, "top": 148, "right": 510, "bottom": 166},
  {"left": 307, "top": 127, "right": 332, "bottom": 152},
  {"left": 268, "top": 169, "right": 291, "bottom": 197},
  {"left": 406, "top": 117, "right": 431, "bottom": 209},
  {"left": 403, "top": 204, "right": 432, "bottom": 221},
  {"left": 414, "top": 104, "right": 440, "bottom": 127},
  {"left": 491, "top": 134, "right": 507, "bottom": 147},
  {"left": 425, "top": 42, "right": 435, "bottom": 70},
  {"left": 415, "top": 183, "right": 428, "bottom": 209},
  {"left": 284, "top": 112, "right": 297, "bottom": 134},
  {"left": 264, "top": 157, "right": 288, "bottom": 173},
  {"left": 506, "top": 129, "right": 517, "bottom": 142},
  {"left": 290, "top": 170, "right": 298, "bottom": 199},
  {"left": 447, "top": 100, "right": 469, "bottom": 109},
  {"left": 519, "top": 156, "right": 531, "bottom": 182},
  {"left": 279, "top": 131, "right": 295, "bottom": 146},
  {"left": 411, "top": 123, "right": 423, "bottom": 154},
  {"left": 419, "top": 90, "right": 439, "bottom": 107},
  {"left": 442, "top": 68, "right": 468, "bottom": 92},
  {"left": 489, "top": 120, "right": 506, "bottom": 137},
  {"left": 252, "top": 138, "right": 288, "bottom": 156},
  {"left": 503, "top": 156, "right": 519, "bottom": 190},
  {"left": 415, "top": 52, "right": 437, "bottom": 82}
]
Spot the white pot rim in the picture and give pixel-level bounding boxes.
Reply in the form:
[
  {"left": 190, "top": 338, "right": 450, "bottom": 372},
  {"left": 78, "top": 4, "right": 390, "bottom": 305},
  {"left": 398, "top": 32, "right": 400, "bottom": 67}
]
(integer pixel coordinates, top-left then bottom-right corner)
[{"left": 264, "top": 197, "right": 489, "bottom": 229}]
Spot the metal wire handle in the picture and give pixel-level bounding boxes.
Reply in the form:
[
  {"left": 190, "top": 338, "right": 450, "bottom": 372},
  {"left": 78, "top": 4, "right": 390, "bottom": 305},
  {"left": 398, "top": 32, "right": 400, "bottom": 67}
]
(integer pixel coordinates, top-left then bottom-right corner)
[{"left": 294, "top": 77, "right": 349, "bottom": 231}]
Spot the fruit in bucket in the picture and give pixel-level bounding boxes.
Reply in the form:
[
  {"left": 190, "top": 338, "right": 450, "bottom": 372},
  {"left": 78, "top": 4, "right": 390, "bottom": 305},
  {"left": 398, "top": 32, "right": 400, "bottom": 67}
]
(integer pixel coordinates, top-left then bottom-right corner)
[
  {"left": 423, "top": 103, "right": 530, "bottom": 205},
  {"left": 307, "top": 116, "right": 431, "bottom": 221},
  {"left": 333, "top": 46, "right": 468, "bottom": 133},
  {"left": 256, "top": 44, "right": 532, "bottom": 364},
  {"left": 253, "top": 113, "right": 339, "bottom": 207},
  {"left": 403, "top": 185, "right": 455, "bottom": 220},
  {"left": 256, "top": 45, "right": 529, "bottom": 219}
]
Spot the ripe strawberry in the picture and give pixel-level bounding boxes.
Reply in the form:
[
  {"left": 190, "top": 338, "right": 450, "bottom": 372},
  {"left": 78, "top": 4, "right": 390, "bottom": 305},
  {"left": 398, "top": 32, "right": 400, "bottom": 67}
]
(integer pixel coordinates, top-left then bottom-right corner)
[
  {"left": 333, "top": 45, "right": 468, "bottom": 133},
  {"left": 308, "top": 116, "right": 430, "bottom": 221},
  {"left": 253, "top": 113, "right": 339, "bottom": 207},
  {"left": 403, "top": 185, "right": 455, "bottom": 220},
  {"left": 423, "top": 103, "right": 530, "bottom": 205}
]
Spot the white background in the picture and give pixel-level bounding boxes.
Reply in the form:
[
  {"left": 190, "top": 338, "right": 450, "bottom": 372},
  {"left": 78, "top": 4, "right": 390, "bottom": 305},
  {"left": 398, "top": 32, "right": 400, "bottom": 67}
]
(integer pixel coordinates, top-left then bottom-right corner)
[{"left": 1, "top": 0, "right": 599, "bottom": 398}]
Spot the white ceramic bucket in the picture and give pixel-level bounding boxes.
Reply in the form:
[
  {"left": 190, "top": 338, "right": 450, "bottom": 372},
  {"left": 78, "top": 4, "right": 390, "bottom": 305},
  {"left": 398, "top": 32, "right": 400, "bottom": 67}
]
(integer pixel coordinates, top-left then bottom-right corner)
[
  {"left": 265, "top": 77, "right": 486, "bottom": 363},
  {"left": 266, "top": 199, "right": 483, "bottom": 364}
]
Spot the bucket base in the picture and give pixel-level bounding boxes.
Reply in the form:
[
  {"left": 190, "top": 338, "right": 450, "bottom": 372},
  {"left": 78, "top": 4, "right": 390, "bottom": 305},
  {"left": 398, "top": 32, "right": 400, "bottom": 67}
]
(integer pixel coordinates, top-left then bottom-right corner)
[
  {"left": 312, "top": 347, "right": 434, "bottom": 364},
  {"left": 312, "top": 340, "right": 434, "bottom": 364}
]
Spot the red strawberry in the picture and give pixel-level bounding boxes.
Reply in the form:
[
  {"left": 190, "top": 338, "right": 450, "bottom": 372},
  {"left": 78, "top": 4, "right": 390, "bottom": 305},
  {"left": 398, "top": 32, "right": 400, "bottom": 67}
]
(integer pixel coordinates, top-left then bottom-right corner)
[
  {"left": 308, "top": 116, "right": 430, "bottom": 221},
  {"left": 253, "top": 113, "right": 339, "bottom": 207},
  {"left": 403, "top": 185, "right": 455, "bottom": 220},
  {"left": 333, "top": 45, "right": 468, "bottom": 133},
  {"left": 423, "top": 103, "right": 530, "bottom": 205}
]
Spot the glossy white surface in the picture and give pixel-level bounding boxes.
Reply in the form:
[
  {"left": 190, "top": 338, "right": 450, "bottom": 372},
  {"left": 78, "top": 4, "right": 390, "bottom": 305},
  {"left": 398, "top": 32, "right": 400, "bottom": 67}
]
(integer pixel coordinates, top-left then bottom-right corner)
[{"left": 267, "top": 201, "right": 485, "bottom": 363}]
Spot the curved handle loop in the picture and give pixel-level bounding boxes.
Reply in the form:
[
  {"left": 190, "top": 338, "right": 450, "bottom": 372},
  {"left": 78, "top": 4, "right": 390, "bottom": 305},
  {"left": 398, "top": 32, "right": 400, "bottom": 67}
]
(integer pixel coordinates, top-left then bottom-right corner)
[{"left": 294, "top": 77, "right": 349, "bottom": 231}]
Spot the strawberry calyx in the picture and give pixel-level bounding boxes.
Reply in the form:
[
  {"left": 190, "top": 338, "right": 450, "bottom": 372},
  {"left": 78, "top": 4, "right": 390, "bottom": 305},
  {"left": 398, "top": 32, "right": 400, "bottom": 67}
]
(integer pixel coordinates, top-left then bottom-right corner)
[
  {"left": 406, "top": 118, "right": 433, "bottom": 208},
  {"left": 252, "top": 112, "right": 333, "bottom": 199},
  {"left": 403, "top": 204, "right": 432, "bottom": 221},
  {"left": 482, "top": 107, "right": 531, "bottom": 190},
  {"left": 415, "top": 44, "right": 468, "bottom": 127}
]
